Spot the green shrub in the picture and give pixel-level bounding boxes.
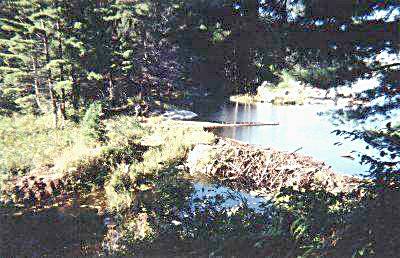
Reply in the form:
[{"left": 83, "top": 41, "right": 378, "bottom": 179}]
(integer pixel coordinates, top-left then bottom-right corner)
[
  {"left": 82, "top": 102, "right": 106, "bottom": 143},
  {"left": 105, "top": 164, "right": 136, "bottom": 212}
]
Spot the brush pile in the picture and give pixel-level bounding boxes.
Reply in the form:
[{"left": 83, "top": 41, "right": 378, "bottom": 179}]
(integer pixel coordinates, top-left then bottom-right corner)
[{"left": 187, "top": 138, "right": 360, "bottom": 194}]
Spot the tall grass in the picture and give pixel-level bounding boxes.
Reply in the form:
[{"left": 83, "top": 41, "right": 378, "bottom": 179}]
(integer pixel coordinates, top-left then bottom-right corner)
[
  {"left": 0, "top": 113, "right": 147, "bottom": 193},
  {"left": 0, "top": 114, "right": 83, "bottom": 176}
]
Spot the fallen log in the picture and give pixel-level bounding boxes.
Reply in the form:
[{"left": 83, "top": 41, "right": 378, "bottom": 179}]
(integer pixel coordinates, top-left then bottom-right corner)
[{"left": 172, "top": 120, "right": 279, "bottom": 129}]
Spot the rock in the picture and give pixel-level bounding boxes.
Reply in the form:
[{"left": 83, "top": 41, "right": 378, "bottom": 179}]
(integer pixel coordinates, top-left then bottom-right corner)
[
  {"left": 134, "top": 104, "right": 141, "bottom": 116},
  {"left": 162, "top": 109, "right": 198, "bottom": 120},
  {"left": 257, "top": 81, "right": 306, "bottom": 104},
  {"left": 257, "top": 82, "right": 275, "bottom": 102},
  {"left": 260, "top": 81, "right": 273, "bottom": 88},
  {"left": 149, "top": 109, "right": 162, "bottom": 116}
]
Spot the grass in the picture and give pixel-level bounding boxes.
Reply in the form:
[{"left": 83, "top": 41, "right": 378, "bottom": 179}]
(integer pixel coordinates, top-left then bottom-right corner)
[
  {"left": 0, "top": 111, "right": 214, "bottom": 200},
  {"left": 0, "top": 114, "right": 83, "bottom": 176}
]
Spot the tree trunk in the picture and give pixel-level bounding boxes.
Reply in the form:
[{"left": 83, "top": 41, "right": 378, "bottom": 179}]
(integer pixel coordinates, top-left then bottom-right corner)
[
  {"left": 57, "top": 20, "right": 67, "bottom": 124},
  {"left": 108, "top": 72, "right": 116, "bottom": 105},
  {"left": 42, "top": 20, "right": 58, "bottom": 128},
  {"left": 31, "top": 56, "right": 43, "bottom": 112},
  {"left": 141, "top": 26, "right": 148, "bottom": 62},
  {"left": 57, "top": 20, "right": 64, "bottom": 80},
  {"left": 71, "top": 68, "right": 79, "bottom": 110},
  {"left": 60, "top": 88, "right": 67, "bottom": 127},
  {"left": 49, "top": 87, "right": 58, "bottom": 126}
]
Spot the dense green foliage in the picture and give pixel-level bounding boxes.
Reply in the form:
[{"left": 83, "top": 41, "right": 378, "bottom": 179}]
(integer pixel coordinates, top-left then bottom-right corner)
[
  {"left": 0, "top": 0, "right": 187, "bottom": 125},
  {"left": 1, "top": 1, "right": 398, "bottom": 114},
  {"left": 82, "top": 102, "right": 105, "bottom": 143}
]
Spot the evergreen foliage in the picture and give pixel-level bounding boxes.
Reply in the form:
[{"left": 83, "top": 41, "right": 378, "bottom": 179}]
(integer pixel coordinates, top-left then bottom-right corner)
[
  {"left": 1, "top": 0, "right": 398, "bottom": 115},
  {"left": 82, "top": 101, "right": 105, "bottom": 143}
]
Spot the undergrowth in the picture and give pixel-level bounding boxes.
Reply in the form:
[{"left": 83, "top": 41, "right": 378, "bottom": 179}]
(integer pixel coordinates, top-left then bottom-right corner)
[{"left": 104, "top": 122, "right": 215, "bottom": 212}]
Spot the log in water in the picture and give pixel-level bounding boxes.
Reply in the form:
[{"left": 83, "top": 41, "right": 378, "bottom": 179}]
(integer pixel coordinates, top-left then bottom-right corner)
[{"left": 173, "top": 120, "right": 279, "bottom": 129}]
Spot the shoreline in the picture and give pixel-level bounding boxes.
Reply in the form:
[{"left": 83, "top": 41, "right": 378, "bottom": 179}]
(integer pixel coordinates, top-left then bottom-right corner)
[{"left": 1, "top": 117, "right": 361, "bottom": 212}]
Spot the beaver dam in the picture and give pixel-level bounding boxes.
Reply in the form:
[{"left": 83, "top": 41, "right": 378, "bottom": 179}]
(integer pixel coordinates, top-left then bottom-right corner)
[{"left": 187, "top": 137, "right": 361, "bottom": 195}]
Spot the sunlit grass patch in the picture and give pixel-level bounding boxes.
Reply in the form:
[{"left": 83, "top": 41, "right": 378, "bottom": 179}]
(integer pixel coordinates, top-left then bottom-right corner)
[
  {"left": 229, "top": 94, "right": 261, "bottom": 104},
  {"left": 104, "top": 115, "right": 147, "bottom": 145},
  {"left": 0, "top": 114, "right": 82, "bottom": 175}
]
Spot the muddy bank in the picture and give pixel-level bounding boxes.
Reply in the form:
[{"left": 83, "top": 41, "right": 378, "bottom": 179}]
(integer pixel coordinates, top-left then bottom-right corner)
[
  {"left": 2, "top": 172, "right": 101, "bottom": 210},
  {"left": 187, "top": 138, "right": 361, "bottom": 194}
]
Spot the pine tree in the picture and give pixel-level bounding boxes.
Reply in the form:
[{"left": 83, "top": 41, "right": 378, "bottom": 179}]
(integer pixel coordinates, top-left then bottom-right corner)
[
  {"left": 90, "top": 0, "right": 153, "bottom": 105},
  {"left": 0, "top": 0, "right": 88, "bottom": 125},
  {"left": 0, "top": 0, "right": 44, "bottom": 114}
]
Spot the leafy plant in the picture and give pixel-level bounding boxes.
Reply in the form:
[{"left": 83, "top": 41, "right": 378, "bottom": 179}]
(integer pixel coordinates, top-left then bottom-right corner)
[{"left": 81, "top": 102, "right": 106, "bottom": 144}]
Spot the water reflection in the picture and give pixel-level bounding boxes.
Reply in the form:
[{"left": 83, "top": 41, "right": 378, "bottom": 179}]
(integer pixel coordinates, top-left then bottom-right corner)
[
  {"left": 205, "top": 102, "right": 373, "bottom": 175},
  {"left": 192, "top": 179, "right": 268, "bottom": 212}
]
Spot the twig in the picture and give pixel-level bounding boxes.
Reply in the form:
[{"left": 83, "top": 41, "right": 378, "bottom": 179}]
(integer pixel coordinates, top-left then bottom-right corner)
[{"left": 290, "top": 147, "right": 303, "bottom": 155}]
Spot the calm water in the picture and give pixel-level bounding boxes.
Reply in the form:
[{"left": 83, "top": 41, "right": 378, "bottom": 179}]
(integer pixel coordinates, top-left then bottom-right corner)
[
  {"left": 205, "top": 102, "right": 373, "bottom": 175},
  {"left": 192, "top": 180, "right": 268, "bottom": 212}
]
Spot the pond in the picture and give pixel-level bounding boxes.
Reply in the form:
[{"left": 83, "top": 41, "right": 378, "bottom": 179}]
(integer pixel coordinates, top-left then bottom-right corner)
[
  {"left": 202, "top": 102, "right": 373, "bottom": 176},
  {"left": 191, "top": 178, "right": 269, "bottom": 212}
]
